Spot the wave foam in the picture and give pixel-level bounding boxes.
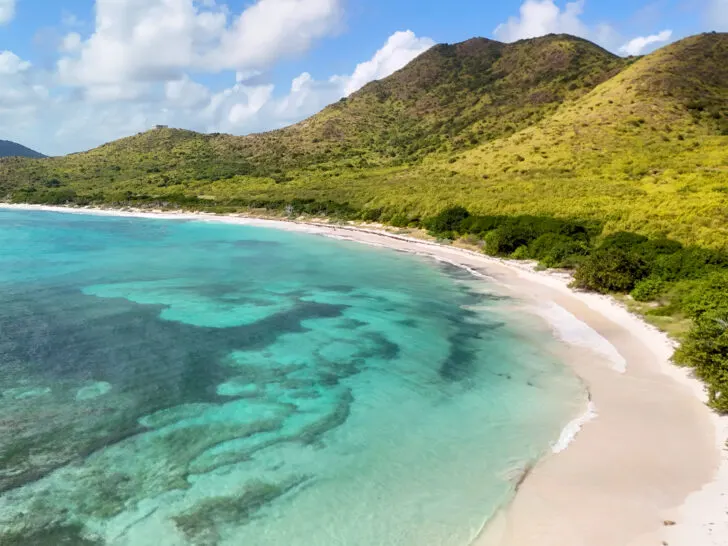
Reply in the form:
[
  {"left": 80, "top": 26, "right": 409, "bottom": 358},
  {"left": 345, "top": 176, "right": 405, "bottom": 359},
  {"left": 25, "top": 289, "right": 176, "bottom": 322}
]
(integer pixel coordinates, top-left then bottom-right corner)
[
  {"left": 552, "top": 401, "right": 598, "bottom": 453},
  {"left": 536, "top": 302, "right": 627, "bottom": 373}
]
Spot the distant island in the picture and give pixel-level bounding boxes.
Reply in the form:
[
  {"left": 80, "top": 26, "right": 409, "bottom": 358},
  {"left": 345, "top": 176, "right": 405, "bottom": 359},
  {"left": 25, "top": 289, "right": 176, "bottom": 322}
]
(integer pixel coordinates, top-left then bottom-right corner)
[{"left": 0, "top": 139, "right": 46, "bottom": 159}]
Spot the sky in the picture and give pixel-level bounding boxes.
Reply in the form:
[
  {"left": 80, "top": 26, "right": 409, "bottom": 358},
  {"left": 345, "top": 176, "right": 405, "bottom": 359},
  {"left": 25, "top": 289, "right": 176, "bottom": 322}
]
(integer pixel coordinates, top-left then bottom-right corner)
[{"left": 0, "top": 0, "right": 726, "bottom": 156}]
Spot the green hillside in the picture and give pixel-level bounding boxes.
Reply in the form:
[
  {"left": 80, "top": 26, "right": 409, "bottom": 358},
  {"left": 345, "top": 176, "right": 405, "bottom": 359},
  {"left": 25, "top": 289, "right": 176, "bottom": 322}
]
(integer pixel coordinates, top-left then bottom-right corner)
[
  {"left": 2, "top": 33, "right": 725, "bottom": 249},
  {"left": 0, "top": 33, "right": 631, "bottom": 209}
]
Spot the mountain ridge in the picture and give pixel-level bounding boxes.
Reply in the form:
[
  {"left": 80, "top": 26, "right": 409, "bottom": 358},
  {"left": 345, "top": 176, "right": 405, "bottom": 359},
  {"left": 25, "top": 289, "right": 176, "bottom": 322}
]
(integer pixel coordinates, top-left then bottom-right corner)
[{"left": 0, "top": 140, "right": 46, "bottom": 159}]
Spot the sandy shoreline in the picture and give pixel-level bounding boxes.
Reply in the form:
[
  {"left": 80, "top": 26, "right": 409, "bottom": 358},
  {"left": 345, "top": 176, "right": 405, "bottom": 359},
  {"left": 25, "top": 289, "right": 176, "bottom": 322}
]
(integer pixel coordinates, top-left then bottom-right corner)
[{"left": 2, "top": 203, "right": 726, "bottom": 546}]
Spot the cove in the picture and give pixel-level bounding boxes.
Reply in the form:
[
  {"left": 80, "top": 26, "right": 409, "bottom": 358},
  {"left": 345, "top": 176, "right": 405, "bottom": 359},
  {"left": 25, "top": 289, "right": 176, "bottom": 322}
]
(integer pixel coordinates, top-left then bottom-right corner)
[{"left": 0, "top": 209, "right": 584, "bottom": 546}]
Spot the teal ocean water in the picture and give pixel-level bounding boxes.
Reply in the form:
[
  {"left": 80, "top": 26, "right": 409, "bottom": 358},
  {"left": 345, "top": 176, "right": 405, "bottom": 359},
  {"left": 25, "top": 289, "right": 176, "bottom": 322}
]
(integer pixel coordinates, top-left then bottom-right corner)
[{"left": 0, "top": 210, "right": 584, "bottom": 546}]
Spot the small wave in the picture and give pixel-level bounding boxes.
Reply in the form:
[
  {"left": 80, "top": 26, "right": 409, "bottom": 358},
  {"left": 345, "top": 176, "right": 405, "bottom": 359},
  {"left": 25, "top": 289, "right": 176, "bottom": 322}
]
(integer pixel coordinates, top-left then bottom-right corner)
[
  {"left": 536, "top": 302, "right": 627, "bottom": 373},
  {"left": 430, "top": 256, "right": 493, "bottom": 280},
  {"left": 552, "top": 401, "right": 598, "bottom": 453}
]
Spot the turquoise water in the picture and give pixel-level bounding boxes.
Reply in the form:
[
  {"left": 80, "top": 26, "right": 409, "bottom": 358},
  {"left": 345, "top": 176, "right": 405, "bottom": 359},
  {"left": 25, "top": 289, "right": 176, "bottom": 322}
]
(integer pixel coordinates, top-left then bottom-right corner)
[{"left": 0, "top": 210, "right": 584, "bottom": 546}]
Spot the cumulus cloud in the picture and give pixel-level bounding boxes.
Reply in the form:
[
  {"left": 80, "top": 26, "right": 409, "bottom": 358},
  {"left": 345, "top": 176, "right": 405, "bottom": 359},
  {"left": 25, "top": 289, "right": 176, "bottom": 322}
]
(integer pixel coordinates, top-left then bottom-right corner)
[
  {"left": 199, "top": 29, "right": 434, "bottom": 133},
  {"left": 619, "top": 29, "right": 673, "bottom": 56},
  {"left": 707, "top": 0, "right": 728, "bottom": 31},
  {"left": 344, "top": 30, "right": 435, "bottom": 94},
  {"left": 0, "top": 51, "right": 31, "bottom": 74},
  {"left": 213, "top": 0, "right": 343, "bottom": 72},
  {"left": 494, "top": 0, "right": 590, "bottom": 42},
  {"left": 0, "top": 0, "right": 15, "bottom": 25},
  {"left": 60, "top": 32, "right": 83, "bottom": 53},
  {"left": 0, "top": 51, "right": 48, "bottom": 143},
  {"left": 57, "top": 0, "right": 343, "bottom": 89},
  {"left": 165, "top": 76, "right": 211, "bottom": 110},
  {"left": 6, "top": 27, "right": 435, "bottom": 155}
]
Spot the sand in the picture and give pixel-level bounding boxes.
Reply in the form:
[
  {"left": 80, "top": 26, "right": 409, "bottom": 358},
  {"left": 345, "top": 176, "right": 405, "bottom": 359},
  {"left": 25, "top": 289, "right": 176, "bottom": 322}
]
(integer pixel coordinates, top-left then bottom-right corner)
[{"left": 2, "top": 203, "right": 726, "bottom": 546}]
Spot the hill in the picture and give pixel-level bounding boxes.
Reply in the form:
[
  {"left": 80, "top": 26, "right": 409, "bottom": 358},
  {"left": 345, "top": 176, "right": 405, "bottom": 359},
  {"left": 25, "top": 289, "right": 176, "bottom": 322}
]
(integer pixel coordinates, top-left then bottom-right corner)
[
  {"left": 0, "top": 34, "right": 628, "bottom": 197},
  {"left": 0, "top": 140, "right": 45, "bottom": 159},
  {"left": 0, "top": 33, "right": 726, "bottom": 249}
]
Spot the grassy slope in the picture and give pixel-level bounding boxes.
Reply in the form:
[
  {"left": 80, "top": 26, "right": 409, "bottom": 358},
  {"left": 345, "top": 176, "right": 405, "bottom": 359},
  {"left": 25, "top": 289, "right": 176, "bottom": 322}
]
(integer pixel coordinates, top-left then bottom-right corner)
[
  {"left": 0, "top": 33, "right": 726, "bottom": 249},
  {"left": 303, "top": 33, "right": 727, "bottom": 248},
  {"left": 0, "top": 35, "right": 627, "bottom": 192}
]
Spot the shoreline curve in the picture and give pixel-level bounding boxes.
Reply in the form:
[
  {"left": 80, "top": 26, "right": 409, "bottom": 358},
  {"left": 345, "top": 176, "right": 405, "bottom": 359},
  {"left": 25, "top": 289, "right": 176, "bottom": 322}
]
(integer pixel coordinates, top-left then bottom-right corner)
[{"left": 1, "top": 202, "right": 726, "bottom": 546}]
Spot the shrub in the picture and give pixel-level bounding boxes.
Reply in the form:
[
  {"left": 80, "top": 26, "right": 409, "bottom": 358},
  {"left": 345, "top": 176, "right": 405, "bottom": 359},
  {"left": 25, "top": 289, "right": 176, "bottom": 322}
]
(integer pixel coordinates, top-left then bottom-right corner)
[
  {"left": 389, "top": 214, "right": 410, "bottom": 227},
  {"left": 652, "top": 247, "right": 728, "bottom": 282},
  {"left": 360, "top": 208, "right": 383, "bottom": 222},
  {"left": 482, "top": 225, "right": 533, "bottom": 255},
  {"left": 573, "top": 248, "right": 650, "bottom": 293},
  {"left": 529, "top": 233, "right": 589, "bottom": 268},
  {"left": 631, "top": 277, "right": 665, "bottom": 302},
  {"left": 674, "top": 311, "right": 728, "bottom": 413},
  {"left": 598, "top": 231, "right": 649, "bottom": 251},
  {"left": 425, "top": 206, "right": 470, "bottom": 234},
  {"left": 679, "top": 272, "right": 728, "bottom": 319},
  {"left": 511, "top": 245, "right": 530, "bottom": 260}
]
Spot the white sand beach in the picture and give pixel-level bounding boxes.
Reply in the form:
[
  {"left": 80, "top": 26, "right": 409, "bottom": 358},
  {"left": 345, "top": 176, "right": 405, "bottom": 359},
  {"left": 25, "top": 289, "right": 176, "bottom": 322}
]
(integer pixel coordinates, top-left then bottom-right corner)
[{"left": 2, "top": 203, "right": 726, "bottom": 546}]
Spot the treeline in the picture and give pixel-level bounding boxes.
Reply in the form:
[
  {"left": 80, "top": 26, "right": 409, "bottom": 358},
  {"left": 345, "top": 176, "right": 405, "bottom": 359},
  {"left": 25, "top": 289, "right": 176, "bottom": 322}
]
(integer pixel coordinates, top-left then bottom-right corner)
[
  {"left": 425, "top": 207, "right": 728, "bottom": 413},
  {"left": 8, "top": 189, "right": 360, "bottom": 218}
]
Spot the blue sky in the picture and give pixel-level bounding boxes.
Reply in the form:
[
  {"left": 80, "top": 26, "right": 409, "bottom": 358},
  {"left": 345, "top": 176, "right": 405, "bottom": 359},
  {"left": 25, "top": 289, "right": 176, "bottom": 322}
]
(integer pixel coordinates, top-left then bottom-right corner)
[{"left": 0, "top": 0, "right": 725, "bottom": 155}]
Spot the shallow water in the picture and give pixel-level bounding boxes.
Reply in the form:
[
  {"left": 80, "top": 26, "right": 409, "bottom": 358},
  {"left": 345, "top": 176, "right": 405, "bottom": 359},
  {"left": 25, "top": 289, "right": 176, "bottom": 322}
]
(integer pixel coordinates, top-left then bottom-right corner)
[{"left": 0, "top": 210, "right": 584, "bottom": 545}]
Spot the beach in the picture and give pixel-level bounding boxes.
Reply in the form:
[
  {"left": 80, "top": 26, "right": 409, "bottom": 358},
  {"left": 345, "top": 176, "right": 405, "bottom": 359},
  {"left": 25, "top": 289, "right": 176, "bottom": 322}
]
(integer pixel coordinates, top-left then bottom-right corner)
[{"left": 2, "top": 203, "right": 726, "bottom": 546}]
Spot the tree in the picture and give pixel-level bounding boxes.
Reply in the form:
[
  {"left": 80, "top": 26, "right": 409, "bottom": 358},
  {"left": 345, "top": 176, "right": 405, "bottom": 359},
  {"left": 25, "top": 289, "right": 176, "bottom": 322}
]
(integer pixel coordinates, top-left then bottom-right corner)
[
  {"left": 675, "top": 311, "right": 728, "bottom": 413},
  {"left": 572, "top": 248, "right": 649, "bottom": 293}
]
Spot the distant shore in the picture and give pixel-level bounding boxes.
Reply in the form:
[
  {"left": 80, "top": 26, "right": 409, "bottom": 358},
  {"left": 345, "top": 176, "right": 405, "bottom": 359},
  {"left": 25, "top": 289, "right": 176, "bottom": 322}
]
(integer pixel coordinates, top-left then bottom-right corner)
[{"left": 2, "top": 202, "right": 726, "bottom": 546}]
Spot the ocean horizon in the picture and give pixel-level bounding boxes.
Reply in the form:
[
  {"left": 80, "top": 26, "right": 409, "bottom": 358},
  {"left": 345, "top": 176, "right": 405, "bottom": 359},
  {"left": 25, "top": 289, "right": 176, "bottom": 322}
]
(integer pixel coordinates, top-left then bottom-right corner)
[{"left": 0, "top": 209, "right": 585, "bottom": 545}]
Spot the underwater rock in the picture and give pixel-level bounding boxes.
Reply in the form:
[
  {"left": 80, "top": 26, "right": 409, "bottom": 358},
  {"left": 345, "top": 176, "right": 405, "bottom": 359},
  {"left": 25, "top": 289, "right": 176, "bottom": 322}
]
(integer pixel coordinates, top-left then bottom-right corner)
[
  {"left": 3, "top": 386, "right": 51, "bottom": 400},
  {"left": 75, "top": 381, "right": 112, "bottom": 401}
]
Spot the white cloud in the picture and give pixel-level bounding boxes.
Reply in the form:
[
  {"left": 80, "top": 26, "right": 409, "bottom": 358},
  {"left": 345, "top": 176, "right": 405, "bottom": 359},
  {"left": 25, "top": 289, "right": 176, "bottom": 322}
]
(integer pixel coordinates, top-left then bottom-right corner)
[
  {"left": 0, "top": 51, "right": 31, "bottom": 75},
  {"left": 213, "top": 0, "right": 344, "bottom": 72},
  {"left": 493, "top": 0, "right": 628, "bottom": 51},
  {"left": 165, "top": 76, "right": 211, "bottom": 109},
  {"left": 0, "top": 52, "right": 48, "bottom": 144},
  {"left": 619, "top": 29, "right": 673, "bottom": 56},
  {"left": 494, "top": 0, "right": 590, "bottom": 42},
  {"left": 60, "top": 32, "right": 83, "bottom": 53},
  {"left": 344, "top": 30, "right": 435, "bottom": 95},
  {"left": 206, "top": 29, "right": 434, "bottom": 133},
  {"left": 707, "top": 0, "right": 728, "bottom": 31},
  {"left": 0, "top": 0, "right": 15, "bottom": 25},
  {"left": 4, "top": 28, "right": 434, "bottom": 155},
  {"left": 58, "top": 0, "right": 228, "bottom": 86},
  {"left": 190, "top": 29, "right": 432, "bottom": 135},
  {"left": 57, "top": 0, "right": 343, "bottom": 89}
]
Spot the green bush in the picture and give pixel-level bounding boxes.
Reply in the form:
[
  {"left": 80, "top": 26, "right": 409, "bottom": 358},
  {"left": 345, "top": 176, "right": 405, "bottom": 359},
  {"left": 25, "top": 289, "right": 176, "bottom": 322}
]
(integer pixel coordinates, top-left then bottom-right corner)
[
  {"left": 631, "top": 277, "right": 665, "bottom": 302},
  {"left": 425, "top": 206, "right": 469, "bottom": 234},
  {"left": 511, "top": 245, "right": 530, "bottom": 260},
  {"left": 598, "top": 231, "right": 649, "bottom": 251},
  {"left": 652, "top": 247, "right": 728, "bottom": 281},
  {"left": 679, "top": 272, "right": 728, "bottom": 319},
  {"left": 389, "top": 214, "right": 410, "bottom": 227},
  {"left": 674, "top": 311, "right": 728, "bottom": 412},
  {"left": 529, "top": 233, "right": 589, "bottom": 268},
  {"left": 573, "top": 248, "right": 650, "bottom": 293},
  {"left": 481, "top": 225, "right": 534, "bottom": 256}
]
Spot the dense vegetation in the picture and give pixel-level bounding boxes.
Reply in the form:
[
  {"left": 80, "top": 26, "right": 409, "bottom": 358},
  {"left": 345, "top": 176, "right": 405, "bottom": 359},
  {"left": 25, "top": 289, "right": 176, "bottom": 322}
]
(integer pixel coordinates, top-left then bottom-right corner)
[
  {"left": 423, "top": 206, "right": 728, "bottom": 412},
  {"left": 1, "top": 32, "right": 726, "bottom": 410}
]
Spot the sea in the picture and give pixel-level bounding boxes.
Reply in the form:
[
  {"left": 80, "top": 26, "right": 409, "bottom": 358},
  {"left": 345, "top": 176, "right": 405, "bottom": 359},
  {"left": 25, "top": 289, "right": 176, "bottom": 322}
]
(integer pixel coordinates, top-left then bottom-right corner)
[{"left": 0, "top": 209, "right": 585, "bottom": 546}]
